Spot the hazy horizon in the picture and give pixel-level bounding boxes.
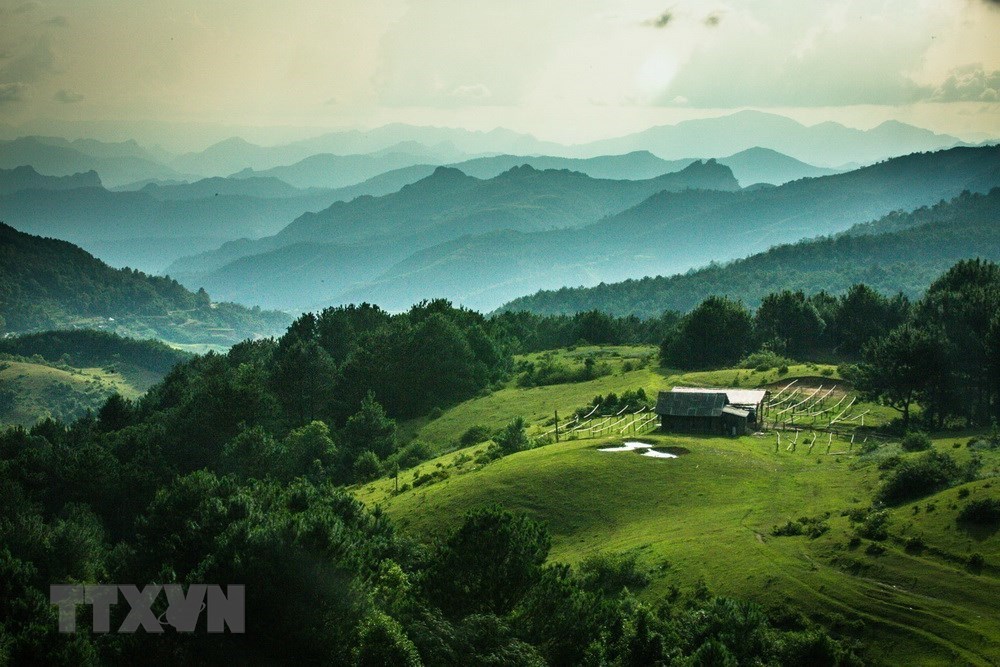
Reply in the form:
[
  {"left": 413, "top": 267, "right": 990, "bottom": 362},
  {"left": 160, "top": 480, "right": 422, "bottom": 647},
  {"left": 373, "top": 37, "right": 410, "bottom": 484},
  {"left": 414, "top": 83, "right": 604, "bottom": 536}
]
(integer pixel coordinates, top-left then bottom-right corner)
[{"left": 2, "top": 1, "right": 1000, "bottom": 152}]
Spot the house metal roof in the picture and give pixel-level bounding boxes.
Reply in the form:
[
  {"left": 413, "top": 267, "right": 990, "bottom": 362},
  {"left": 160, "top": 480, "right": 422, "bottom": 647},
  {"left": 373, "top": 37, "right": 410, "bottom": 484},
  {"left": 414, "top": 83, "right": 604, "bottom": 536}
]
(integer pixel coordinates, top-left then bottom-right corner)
[
  {"left": 671, "top": 387, "right": 768, "bottom": 407},
  {"left": 721, "top": 405, "right": 750, "bottom": 418},
  {"left": 655, "top": 390, "right": 728, "bottom": 417}
]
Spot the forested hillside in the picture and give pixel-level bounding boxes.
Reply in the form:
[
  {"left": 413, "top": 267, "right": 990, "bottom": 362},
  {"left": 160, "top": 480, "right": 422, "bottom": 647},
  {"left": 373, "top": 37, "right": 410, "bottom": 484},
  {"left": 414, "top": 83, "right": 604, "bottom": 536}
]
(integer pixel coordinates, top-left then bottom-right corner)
[
  {"left": 500, "top": 187, "right": 1000, "bottom": 316},
  {"left": 0, "top": 224, "right": 289, "bottom": 345}
]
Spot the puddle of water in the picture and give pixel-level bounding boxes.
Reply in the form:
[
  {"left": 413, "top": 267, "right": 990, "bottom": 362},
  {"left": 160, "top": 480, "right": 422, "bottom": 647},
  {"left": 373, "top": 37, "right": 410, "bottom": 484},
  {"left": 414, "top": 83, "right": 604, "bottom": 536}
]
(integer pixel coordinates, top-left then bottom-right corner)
[
  {"left": 598, "top": 441, "right": 654, "bottom": 452},
  {"left": 642, "top": 449, "right": 678, "bottom": 459},
  {"left": 598, "top": 442, "right": 678, "bottom": 459}
]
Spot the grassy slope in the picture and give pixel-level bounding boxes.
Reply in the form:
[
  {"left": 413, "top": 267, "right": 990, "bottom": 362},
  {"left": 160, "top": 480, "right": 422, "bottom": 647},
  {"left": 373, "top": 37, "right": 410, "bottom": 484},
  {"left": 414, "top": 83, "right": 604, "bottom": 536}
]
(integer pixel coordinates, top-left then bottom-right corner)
[
  {"left": 403, "top": 344, "right": 896, "bottom": 450},
  {"left": 0, "top": 358, "right": 145, "bottom": 427},
  {"left": 357, "top": 347, "right": 999, "bottom": 666}
]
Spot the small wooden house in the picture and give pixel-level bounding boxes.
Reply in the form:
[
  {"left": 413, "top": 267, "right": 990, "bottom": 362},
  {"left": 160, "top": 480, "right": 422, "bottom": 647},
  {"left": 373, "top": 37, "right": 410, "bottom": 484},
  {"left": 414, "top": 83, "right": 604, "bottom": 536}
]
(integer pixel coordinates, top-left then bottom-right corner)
[{"left": 654, "top": 388, "right": 768, "bottom": 436}]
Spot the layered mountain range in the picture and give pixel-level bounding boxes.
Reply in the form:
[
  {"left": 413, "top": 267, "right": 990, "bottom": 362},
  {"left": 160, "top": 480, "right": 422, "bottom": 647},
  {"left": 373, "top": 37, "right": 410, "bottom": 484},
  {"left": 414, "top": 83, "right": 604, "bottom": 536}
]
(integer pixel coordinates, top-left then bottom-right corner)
[
  {"left": 1, "top": 113, "right": 994, "bottom": 324},
  {"left": 170, "top": 144, "right": 1000, "bottom": 313}
]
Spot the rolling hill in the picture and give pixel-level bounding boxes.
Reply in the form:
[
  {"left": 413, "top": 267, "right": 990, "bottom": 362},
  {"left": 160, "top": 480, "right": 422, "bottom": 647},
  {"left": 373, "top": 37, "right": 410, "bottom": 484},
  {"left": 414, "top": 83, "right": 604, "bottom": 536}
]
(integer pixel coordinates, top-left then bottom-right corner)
[
  {"left": 352, "top": 353, "right": 1000, "bottom": 666},
  {"left": 0, "top": 223, "right": 290, "bottom": 346},
  {"left": 500, "top": 187, "right": 1000, "bottom": 316},
  {"left": 452, "top": 148, "right": 838, "bottom": 187},
  {"left": 0, "top": 357, "right": 143, "bottom": 427},
  {"left": 0, "top": 330, "right": 191, "bottom": 427}
]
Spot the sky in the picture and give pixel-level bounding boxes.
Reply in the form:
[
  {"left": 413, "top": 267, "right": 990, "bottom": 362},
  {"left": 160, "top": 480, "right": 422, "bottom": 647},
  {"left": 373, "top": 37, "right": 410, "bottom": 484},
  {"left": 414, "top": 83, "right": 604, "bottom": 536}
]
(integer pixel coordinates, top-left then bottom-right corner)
[{"left": 1, "top": 0, "right": 999, "bottom": 150}]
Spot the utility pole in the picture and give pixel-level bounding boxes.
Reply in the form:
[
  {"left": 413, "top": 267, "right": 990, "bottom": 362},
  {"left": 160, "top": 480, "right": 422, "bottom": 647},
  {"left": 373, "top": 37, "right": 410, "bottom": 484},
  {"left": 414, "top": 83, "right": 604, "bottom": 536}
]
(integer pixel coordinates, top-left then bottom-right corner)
[{"left": 554, "top": 410, "right": 560, "bottom": 442}]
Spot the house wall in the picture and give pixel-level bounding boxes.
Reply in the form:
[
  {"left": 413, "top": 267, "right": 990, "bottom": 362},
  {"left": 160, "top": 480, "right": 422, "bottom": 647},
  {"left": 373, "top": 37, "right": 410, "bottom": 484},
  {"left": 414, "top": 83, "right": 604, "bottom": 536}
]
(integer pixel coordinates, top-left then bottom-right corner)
[
  {"left": 660, "top": 415, "right": 725, "bottom": 435},
  {"left": 660, "top": 414, "right": 748, "bottom": 436},
  {"left": 721, "top": 412, "right": 749, "bottom": 436}
]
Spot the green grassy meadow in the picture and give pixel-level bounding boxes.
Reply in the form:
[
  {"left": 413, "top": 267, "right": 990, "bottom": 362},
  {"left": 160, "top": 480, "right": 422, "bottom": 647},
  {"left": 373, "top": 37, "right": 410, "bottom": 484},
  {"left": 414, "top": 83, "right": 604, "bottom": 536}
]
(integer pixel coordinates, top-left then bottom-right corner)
[
  {"left": 357, "top": 346, "right": 1000, "bottom": 666},
  {"left": 403, "top": 344, "right": 891, "bottom": 451}
]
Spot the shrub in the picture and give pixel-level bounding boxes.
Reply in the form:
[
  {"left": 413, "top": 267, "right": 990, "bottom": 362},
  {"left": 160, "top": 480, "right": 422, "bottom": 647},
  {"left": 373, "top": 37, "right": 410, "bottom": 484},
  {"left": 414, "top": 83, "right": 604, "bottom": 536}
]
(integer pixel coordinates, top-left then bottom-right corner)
[
  {"left": 802, "top": 522, "right": 829, "bottom": 539},
  {"left": 740, "top": 349, "right": 793, "bottom": 371},
  {"left": 957, "top": 498, "right": 1000, "bottom": 525},
  {"left": 413, "top": 469, "right": 449, "bottom": 487},
  {"left": 353, "top": 450, "right": 382, "bottom": 481},
  {"left": 900, "top": 431, "right": 932, "bottom": 452},
  {"left": 837, "top": 363, "right": 862, "bottom": 385},
  {"left": 877, "top": 455, "right": 902, "bottom": 471},
  {"left": 772, "top": 521, "right": 802, "bottom": 537},
  {"left": 459, "top": 425, "right": 493, "bottom": 447},
  {"left": 904, "top": 536, "right": 925, "bottom": 554},
  {"left": 854, "top": 510, "right": 890, "bottom": 541},
  {"left": 961, "top": 454, "right": 983, "bottom": 483},
  {"left": 771, "top": 515, "right": 829, "bottom": 539},
  {"left": 968, "top": 553, "right": 986, "bottom": 570},
  {"left": 876, "top": 451, "right": 960, "bottom": 505},
  {"left": 495, "top": 417, "right": 530, "bottom": 455},
  {"left": 845, "top": 507, "right": 869, "bottom": 523},
  {"left": 967, "top": 437, "right": 998, "bottom": 451},
  {"left": 579, "top": 551, "right": 650, "bottom": 595},
  {"left": 390, "top": 440, "right": 433, "bottom": 470},
  {"left": 475, "top": 444, "right": 505, "bottom": 465},
  {"left": 865, "top": 542, "right": 886, "bottom": 556},
  {"left": 858, "top": 439, "right": 881, "bottom": 456},
  {"left": 518, "top": 357, "right": 611, "bottom": 387}
]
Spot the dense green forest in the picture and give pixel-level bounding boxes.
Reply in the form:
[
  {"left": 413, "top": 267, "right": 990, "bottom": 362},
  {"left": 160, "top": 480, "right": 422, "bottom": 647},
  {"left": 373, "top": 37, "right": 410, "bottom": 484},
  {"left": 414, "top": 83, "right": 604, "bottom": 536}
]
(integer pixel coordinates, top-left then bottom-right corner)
[
  {"left": 501, "top": 188, "right": 1000, "bottom": 317},
  {"left": 0, "top": 299, "right": 867, "bottom": 664},
  {"left": 0, "top": 223, "right": 290, "bottom": 345}
]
